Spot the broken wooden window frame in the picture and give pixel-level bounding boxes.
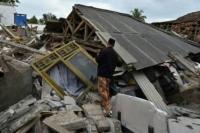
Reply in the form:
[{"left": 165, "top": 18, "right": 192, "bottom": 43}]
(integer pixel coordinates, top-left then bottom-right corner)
[{"left": 32, "top": 41, "right": 97, "bottom": 99}]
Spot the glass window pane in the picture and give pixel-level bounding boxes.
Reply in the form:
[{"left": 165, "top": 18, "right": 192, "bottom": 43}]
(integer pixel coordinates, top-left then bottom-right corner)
[
  {"left": 69, "top": 52, "right": 97, "bottom": 83},
  {"left": 48, "top": 62, "right": 86, "bottom": 96}
]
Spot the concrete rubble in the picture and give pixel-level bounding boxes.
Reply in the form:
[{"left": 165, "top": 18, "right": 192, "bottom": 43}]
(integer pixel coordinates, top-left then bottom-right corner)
[
  {"left": 0, "top": 15, "right": 122, "bottom": 133},
  {"left": 0, "top": 4, "right": 200, "bottom": 133}
]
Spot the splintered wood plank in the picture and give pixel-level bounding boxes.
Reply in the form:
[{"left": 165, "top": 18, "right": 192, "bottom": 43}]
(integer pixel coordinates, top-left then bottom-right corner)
[{"left": 84, "top": 24, "right": 88, "bottom": 41}]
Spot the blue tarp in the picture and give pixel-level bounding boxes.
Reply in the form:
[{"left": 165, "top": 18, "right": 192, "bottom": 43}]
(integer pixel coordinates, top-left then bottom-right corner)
[{"left": 14, "top": 13, "right": 27, "bottom": 26}]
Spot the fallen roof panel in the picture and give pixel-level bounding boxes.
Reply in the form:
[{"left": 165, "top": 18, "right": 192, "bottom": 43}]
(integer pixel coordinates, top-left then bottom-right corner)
[{"left": 74, "top": 4, "right": 200, "bottom": 69}]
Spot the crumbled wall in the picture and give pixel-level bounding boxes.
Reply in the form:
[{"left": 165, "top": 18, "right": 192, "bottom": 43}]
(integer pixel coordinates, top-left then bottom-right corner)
[
  {"left": 0, "top": 4, "right": 15, "bottom": 26},
  {"left": 0, "top": 57, "right": 32, "bottom": 111}
]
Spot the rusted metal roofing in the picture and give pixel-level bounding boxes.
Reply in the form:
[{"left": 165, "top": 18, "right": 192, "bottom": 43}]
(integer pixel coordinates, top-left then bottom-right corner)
[{"left": 74, "top": 4, "right": 200, "bottom": 70}]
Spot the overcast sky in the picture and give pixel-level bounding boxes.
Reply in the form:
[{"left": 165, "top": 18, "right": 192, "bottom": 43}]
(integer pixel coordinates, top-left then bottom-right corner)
[{"left": 17, "top": 0, "right": 200, "bottom": 23}]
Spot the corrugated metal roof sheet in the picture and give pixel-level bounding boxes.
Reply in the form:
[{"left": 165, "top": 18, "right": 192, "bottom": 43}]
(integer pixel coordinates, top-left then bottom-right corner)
[{"left": 74, "top": 4, "right": 200, "bottom": 70}]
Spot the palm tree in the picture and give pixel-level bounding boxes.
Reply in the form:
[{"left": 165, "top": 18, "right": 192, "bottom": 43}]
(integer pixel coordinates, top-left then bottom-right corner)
[
  {"left": 131, "top": 8, "right": 147, "bottom": 22},
  {"left": 0, "top": 0, "right": 19, "bottom": 4}
]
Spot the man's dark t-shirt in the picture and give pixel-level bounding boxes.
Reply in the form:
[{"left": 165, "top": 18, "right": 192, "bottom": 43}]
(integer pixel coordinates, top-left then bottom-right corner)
[{"left": 95, "top": 47, "right": 120, "bottom": 79}]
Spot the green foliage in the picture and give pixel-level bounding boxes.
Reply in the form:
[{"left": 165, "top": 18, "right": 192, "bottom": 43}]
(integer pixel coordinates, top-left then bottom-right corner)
[
  {"left": 37, "top": 13, "right": 57, "bottom": 24},
  {"left": 38, "top": 18, "right": 45, "bottom": 24},
  {"left": 0, "top": 0, "right": 19, "bottom": 4},
  {"left": 42, "top": 13, "right": 57, "bottom": 22},
  {"left": 28, "top": 15, "right": 38, "bottom": 24},
  {"left": 131, "top": 8, "right": 147, "bottom": 22},
  {"left": 27, "top": 13, "right": 58, "bottom": 25}
]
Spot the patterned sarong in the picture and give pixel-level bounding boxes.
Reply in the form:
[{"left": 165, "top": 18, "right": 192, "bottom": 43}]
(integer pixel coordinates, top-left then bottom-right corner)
[{"left": 98, "top": 76, "right": 111, "bottom": 113}]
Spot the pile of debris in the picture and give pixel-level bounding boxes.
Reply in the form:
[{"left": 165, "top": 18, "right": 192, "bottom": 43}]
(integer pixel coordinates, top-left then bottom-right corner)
[
  {"left": 0, "top": 19, "right": 121, "bottom": 132},
  {"left": 0, "top": 94, "right": 121, "bottom": 132},
  {"left": 1, "top": 4, "right": 200, "bottom": 133}
]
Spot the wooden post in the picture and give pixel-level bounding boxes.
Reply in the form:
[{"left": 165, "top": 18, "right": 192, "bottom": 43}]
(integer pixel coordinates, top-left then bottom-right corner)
[
  {"left": 66, "top": 20, "right": 74, "bottom": 33},
  {"left": 86, "top": 29, "right": 95, "bottom": 41},
  {"left": 84, "top": 24, "right": 88, "bottom": 41},
  {"left": 73, "top": 20, "right": 85, "bottom": 34}
]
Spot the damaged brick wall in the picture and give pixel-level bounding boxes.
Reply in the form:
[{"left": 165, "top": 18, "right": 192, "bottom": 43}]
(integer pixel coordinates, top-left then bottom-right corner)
[{"left": 152, "top": 11, "right": 200, "bottom": 44}]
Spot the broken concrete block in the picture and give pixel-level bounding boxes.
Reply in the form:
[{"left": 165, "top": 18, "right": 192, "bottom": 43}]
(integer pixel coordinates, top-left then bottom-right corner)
[
  {"left": 86, "top": 119, "right": 98, "bottom": 133},
  {"left": 168, "top": 117, "right": 200, "bottom": 133},
  {"left": 41, "top": 80, "right": 52, "bottom": 99},
  {"left": 9, "top": 95, "right": 36, "bottom": 110},
  {"left": 96, "top": 119, "right": 110, "bottom": 132},
  {"left": 82, "top": 103, "right": 110, "bottom": 132},
  {"left": 58, "top": 107, "right": 66, "bottom": 112},
  {"left": 51, "top": 95, "right": 61, "bottom": 101},
  {"left": 0, "top": 99, "right": 37, "bottom": 131},
  {"left": 62, "top": 117, "right": 87, "bottom": 130},
  {"left": 0, "top": 109, "right": 15, "bottom": 126},
  {"left": 1, "top": 128, "right": 9, "bottom": 133},
  {"left": 8, "top": 104, "right": 50, "bottom": 132},
  {"left": 44, "top": 111, "right": 87, "bottom": 131},
  {"left": 14, "top": 105, "right": 30, "bottom": 114},
  {"left": 82, "top": 104, "right": 105, "bottom": 121},
  {"left": 43, "top": 119, "right": 72, "bottom": 133},
  {"left": 82, "top": 104, "right": 103, "bottom": 116},
  {"left": 0, "top": 57, "right": 32, "bottom": 111},
  {"left": 62, "top": 96, "right": 76, "bottom": 105},
  {"left": 65, "top": 104, "right": 83, "bottom": 112},
  {"left": 46, "top": 99, "right": 63, "bottom": 108},
  {"left": 107, "top": 118, "right": 122, "bottom": 133},
  {"left": 87, "top": 92, "right": 102, "bottom": 103}
]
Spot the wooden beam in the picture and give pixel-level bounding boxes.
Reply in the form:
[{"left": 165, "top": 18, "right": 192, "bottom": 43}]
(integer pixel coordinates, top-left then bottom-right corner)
[
  {"left": 73, "top": 20, "right": 85, "bottom": 34},
  {"left": 84, "top": 24, "right": 88, "bottom": 41},
  {"left": 79, "top": 15, "right": 100, "bottom": 31},
  {"left": 0, "top": 40, "right": 45, "bottom": 55},
  {"left": 66, "top": 20, "right": 73, "bottom": 33},
  {"left": 0, "top": 24, "right": 21, "bottom": 40},
  {"left": 74, "top": 39, "right": 104, "bottom": 49},
  {"left": 81, "top": 46, "right": 99, "bottom": 53},
  {"left": 27, "top": 38, "right": 36, "bottom": 47},
  {"left": 63, "top": 22, "right": 69, "bottom": 36},
  {"left": 72, "top": 12, "right": 76, "bottom": 29},
  {"left": 86, "top": 29, "right": 95, "bottom": 40}
]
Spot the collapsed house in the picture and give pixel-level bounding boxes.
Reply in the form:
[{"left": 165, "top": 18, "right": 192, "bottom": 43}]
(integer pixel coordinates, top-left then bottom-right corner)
[
  {"left": 152, "top": 11, "right": 200, "bottom": 44},
  {"left": 1, "top": 4, "right": 200, "bottom": 133},
  {"left": 41, "top": 4, "right": 200, "bottom": 132},
  {"left": 60, "top": 4, "right": 200, "bottom": 106}
]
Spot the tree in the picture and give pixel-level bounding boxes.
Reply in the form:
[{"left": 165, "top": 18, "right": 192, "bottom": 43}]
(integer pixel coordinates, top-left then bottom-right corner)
[
  {"left": 0, "top": 0, "right": 19, "bottom": 4},
  {"left": 131, "top": 8, "right": 147, "bottom": 22},
  {"left": 42, "top": 13, "right": 57, "bottom": 22},
  {"left": 38, "top": 13, "right": 57, "bottom": 24},
  {"left": 38, "top": 18, "right": 45, "bottom": 24},
  {"left": 28, "top": 16, "right": 38, "bottom": 24}
]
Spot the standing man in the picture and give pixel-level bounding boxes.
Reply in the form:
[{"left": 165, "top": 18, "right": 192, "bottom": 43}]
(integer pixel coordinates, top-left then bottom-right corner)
[{"left": 96, "top": 38, "right": 121, "bottom": 117}]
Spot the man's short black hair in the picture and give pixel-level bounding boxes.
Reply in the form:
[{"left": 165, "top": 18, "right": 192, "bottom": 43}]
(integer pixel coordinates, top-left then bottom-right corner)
[{"left": 108, "top": 38, "right": 115, "bottom": 46}]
